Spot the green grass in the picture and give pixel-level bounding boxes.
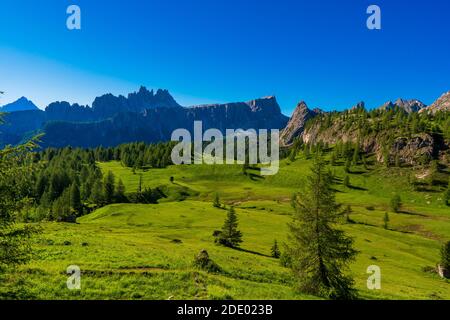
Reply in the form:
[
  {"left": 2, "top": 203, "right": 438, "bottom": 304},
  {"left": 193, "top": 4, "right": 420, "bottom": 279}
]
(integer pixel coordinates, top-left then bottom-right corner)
[{"left": 2, "top": 155, "right": 449, "bottom": 300}]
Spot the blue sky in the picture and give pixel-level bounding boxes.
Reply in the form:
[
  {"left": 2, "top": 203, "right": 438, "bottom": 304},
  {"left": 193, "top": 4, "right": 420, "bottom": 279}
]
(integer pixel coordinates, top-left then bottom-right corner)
[{"left": 0, "top": 0, "right": 449, "bottom": 115}]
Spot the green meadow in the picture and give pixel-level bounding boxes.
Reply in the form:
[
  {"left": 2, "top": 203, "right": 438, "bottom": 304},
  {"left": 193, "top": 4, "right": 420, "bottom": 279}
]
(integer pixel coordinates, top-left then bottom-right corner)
[{"left": 2, "top": 155, "right": 449, "bottom": 300}]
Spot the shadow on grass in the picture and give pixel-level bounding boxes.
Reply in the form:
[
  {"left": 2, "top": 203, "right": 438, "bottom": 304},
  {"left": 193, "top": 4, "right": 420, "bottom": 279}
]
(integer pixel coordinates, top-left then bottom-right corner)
[
  {"left": 397, "top": 210, "right": 428, "bottom": 217},
  {"left": 347, "top": 185, "right": 368, "bottom": 191},
  {"left": 233, "top": 246, "right": 272, "bottom": 258}
]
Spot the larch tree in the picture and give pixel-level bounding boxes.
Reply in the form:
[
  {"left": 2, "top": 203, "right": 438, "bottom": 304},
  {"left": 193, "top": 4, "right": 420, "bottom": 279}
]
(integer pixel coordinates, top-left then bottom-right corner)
[{"left": 287, "top": 153, "right": 358, "bottom": 299}]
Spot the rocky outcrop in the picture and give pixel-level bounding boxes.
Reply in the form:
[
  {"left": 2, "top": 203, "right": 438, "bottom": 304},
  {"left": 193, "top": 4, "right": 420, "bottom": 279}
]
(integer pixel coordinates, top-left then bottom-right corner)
[
  {"left": 46, "top": 101, "right": 95, "bottom": 122},
  {"left": 388, "top": 134, "right": 436, "bottom": 165},
  {"left": 280, "top": 101, "right": 317, "bottom": 146},
  {"left": 379, "top": 98, "right": 426, "bottom": 113},
  {"left": 92, "top": 86, "right": 181, "bottom": 119},
  {"left": 420, "top": 91, "right": 450, "bottom": 114}
]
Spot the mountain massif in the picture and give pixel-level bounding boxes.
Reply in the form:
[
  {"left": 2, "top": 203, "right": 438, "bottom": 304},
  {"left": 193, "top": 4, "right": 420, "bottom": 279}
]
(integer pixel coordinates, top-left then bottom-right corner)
[
  {"left": 0, "top": 87, "right": 288, "bottom": 148},
  {"left": 1, "top": 87, "right": 449, "bottom": 158}
]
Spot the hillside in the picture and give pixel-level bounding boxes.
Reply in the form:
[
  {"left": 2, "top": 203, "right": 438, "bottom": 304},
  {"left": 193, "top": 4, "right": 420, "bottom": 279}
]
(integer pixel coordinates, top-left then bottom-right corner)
[{"left": 2, "top": 151, "right": 449, "bottom": 299}]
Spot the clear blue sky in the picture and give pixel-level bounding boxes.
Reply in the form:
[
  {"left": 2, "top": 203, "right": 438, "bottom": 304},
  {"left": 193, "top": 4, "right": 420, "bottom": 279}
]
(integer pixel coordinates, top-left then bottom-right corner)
[{"left": 1, "top": 0, "right": 449, "bottom": 115}]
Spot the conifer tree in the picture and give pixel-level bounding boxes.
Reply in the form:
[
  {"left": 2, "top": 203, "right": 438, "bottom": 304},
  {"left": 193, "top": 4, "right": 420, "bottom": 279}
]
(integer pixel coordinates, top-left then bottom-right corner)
[
  {"left": 383, "top": 212, "right": 389, "bottom": 229},
  {"left": 115, "top": 179, "right": 127, "bottom": 203},
  {"left": 287, "top": 153, "right": 358, "bottom": 299},
  {"left": 90, "top": 180, "right": 104, "bottom": 206},
  {"left": 440, "top": 241, "right": 450, "bottom": 271},
  {"left": 213, "top": 193, "right": 221, "bottom": 208},
  {"left": 70, "top": 182, "right": 82, "bottom": 214},
  {"left": 218, "top": 207, "right": 243, "bottom": 248},
  {"left": 103, "top": 171, "right": 115, "bottom": 204},
  {"left": 271, "top": 240, "right": 281, "bottom": 258}
]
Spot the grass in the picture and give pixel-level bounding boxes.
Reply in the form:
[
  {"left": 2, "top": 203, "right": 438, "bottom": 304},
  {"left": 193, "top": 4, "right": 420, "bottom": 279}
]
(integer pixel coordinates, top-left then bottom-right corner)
[{"left": 1, "top": 154, "right": 449, "bottom": 300}]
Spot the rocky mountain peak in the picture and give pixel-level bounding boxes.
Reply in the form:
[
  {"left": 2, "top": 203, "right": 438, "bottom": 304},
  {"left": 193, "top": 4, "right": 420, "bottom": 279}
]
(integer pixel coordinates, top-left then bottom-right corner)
[
  {"left": 420, "top": 91, "right": 450, "bottom": 114},
  {"left": 280, "top": 101, "right": 317, "bottom": 146},
  {"left": 247, "top": 96, "right": 281, "bottom": 113},
  {"left": 1, "top": 96, "right": 39, "bottom": 112},
  {"left": 379, "top": 98, "right": 426, "bottom": 113},
  {"left": 351, "top": 101, "right": 365, "bottom": 110}
]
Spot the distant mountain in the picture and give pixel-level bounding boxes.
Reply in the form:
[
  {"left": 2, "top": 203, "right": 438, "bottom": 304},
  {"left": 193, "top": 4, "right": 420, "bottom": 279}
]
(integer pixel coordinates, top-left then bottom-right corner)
[
  {"left": 40, "top": 96, "right": 289, "bottom": 148},
  {"left": 0, "top": 87, "right": 289, "bottom": 148},
  {"left": 1, "top": 97, "right": 39, "bottom": 112},
  {"left": 91, "top": 86, "right": 181, "bottom": 119},
  {"left": 420, "top": 91, "right": 450, "bottom": 114},
  {"left": 378, "top": 98, "right": 426, "bottom": 113}
]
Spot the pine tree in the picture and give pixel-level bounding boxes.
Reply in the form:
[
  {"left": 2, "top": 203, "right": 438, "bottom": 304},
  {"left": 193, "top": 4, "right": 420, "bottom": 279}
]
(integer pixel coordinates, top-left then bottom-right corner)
[
  {"left": 103, "top": 171, "right": 115, "bottom": 204},
  {"left": 383, "top": 212, "right": 389, "bottom": 229},
  {"left": 440, "top": 241, "right": 450, "bottom": 270},
  {"left": 287, "top": 153, "right": 358, "bottom": 299},
  {"left": 69, "top": 183, "right": 82, "bottom": 214},
  {"left": 213, "top": 193, "right": 221, "bottom": 208},
  {"left": 218, "top": 207, "right": 243, "bottom": 248},
  {"left": 115, "top": 179, "right": 127, "bottom": 203},
  {"left": 271, "top": 240, "right": 281, "bottom": 258},
  {"left": 90, "top": 180, "right": 104, "bottom": 206}
]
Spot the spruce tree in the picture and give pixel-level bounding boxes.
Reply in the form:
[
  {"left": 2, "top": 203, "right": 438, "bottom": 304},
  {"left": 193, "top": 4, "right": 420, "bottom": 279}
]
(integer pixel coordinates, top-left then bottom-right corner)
[
  {"left": 440, "top": 241, "right": 450, "bottom": 270},
  {"left": 70, "top": 183, "right": 82, "bottom": 214},
  {"left": 383, "top": 212, "right": 389, "bottom": 229},
  {"left": 103, "top": 171, "right": 115, "bottom": 204},
  {"left": 287, "top": 153, "right": 358, "bottom": 299},
  {"left": 115, "top": 179, "right": 127, "bottom": 203},
  {"left": 213, "top": 193, "right": 221, "bottom": 208},
  {"left": 90, "top": 180, "right": 104, "bottom": 206},
  {"left": 218, "top": 207, "right": 243, "bottom": 248},
  {"left": 271, "top": 240, "right": 281, "bottom": 258}
]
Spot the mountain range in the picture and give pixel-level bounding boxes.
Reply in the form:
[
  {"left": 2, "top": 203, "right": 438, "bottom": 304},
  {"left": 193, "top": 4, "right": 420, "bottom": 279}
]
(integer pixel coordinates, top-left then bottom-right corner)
[
  {"left": 0, "top": 87, "right": 288, "bottom": 148},
  {"left": 0, "top": 87, "right": 449, "bottom": 148}
]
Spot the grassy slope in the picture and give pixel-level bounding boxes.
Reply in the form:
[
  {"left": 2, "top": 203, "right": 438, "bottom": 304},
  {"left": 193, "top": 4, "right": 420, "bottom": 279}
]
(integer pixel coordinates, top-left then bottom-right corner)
[{"left": 2, "top": 155, "right": 449, "bottom": 300}]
